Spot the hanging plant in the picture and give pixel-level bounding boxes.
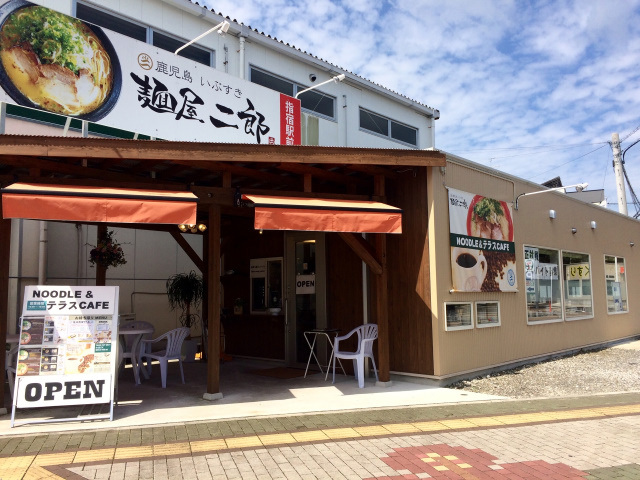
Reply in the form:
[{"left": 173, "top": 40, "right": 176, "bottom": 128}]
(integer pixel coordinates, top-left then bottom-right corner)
[{"left": 88, "top": 230, "right": 127, "bottom": 269}]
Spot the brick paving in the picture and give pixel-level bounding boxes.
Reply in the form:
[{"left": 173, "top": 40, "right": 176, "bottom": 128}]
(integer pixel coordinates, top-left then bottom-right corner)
[{"left": 0, "top": 392, "right": 639, "bottom": 479}]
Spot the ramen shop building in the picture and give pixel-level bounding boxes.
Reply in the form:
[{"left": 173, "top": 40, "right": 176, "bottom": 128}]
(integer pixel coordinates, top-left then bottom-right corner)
[{"left": 0, "top": 0, "right": 639, "bottom": 409}]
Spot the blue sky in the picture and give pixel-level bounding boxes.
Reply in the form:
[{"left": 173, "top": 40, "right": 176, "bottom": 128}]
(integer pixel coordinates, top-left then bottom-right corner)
[{"left": 202, "top": 0, "right": 640, "bottom": 213}]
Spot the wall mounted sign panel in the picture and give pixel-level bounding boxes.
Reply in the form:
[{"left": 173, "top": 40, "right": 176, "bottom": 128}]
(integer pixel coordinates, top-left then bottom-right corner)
[{"left": 0, "top": 0, "right": 301, "bottom": 144}]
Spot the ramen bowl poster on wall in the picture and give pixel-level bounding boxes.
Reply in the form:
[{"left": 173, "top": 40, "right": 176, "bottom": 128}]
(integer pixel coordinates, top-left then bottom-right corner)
[{"left": 448, "top": 188, "right": 517, "bottom": 292}]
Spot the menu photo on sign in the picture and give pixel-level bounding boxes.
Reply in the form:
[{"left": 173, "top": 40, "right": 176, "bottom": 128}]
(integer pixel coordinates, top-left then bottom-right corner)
[
  {"left": 448, "top": 188, "right": 517, "bottom": 292},
  {"left": 13, "top": 286, "right": 119, "bottom": 418}
]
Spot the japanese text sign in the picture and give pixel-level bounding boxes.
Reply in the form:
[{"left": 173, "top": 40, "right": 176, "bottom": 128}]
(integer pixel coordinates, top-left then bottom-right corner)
[
  {"left": 0, "top": 1, "right": 301, "bottom": 145},
  {"left": 14, "top": 286, "right": 118, "bottom": 410}
]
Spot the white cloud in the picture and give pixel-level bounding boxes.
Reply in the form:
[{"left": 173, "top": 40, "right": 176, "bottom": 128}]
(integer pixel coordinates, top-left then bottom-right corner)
[{"left": 201, "top": 0, "right": 640, "bottom": 212}]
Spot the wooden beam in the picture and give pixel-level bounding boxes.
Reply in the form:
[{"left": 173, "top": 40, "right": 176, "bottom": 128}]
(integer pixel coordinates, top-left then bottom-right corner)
[
  {"left": 206, "top": 204, "right": 221, "bottom": 395},
  {"left": 173, "top": 160, "right": 300, "bottom": 188},
  {"left": 337, "top": 232, "right": 382, "bottom": 275},
  {"left": 222, "top": 171, "right": 232, "bottom": 188},
  {"left": 0, "top": 135, "right": 447, "bottom": 167},
  {"left": 0, "top": 175, "right": 187, "bottom": 191},
  {"left": 0, "top": 195, "right": 10, "bottom": 410},
  {"left": 0, "top": 155, "right": 171, "bottom": 184},
  {"left": 347, "top": 164, "right": 400, "bottom": 179},
  {"left": 190, "top": 186, "right": 372, "bottom": 206},
  {"left": 303, "top": 173, "right": 312, "bottom": 193},
  {"left": 169, "top": 231, "right": 204, "bottom": 272},
  {"left": 277, "top": 163, "right": 368, "bottom": 187}
]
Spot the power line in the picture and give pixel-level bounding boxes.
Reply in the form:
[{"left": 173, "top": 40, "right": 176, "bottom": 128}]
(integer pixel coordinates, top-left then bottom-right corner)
[
  {"left": 526, "top": 143, "right": 609, "bottom": 181},
  {"left": 620, "top": 124, "right": 640, "bottom": 143},
  {"left": 453, "top": 141, "right": 606, "bottom": 154}
]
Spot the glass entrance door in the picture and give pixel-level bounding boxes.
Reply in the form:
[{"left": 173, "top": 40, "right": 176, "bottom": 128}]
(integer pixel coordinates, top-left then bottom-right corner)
[{"left": 285, "top": 232, "right": 326, "bottom": 367}]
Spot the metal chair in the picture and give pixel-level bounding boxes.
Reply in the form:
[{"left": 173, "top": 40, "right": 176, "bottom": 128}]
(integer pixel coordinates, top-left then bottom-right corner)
[
  {"left": 332, "top": 324, "right": 379, "bottom": 388},
  {"left": 139, "top": 327, "right": 190, "bottom": 388}
]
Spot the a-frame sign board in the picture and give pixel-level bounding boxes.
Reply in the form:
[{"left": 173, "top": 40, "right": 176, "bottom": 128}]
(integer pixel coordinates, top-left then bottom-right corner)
[{"left": 10, "top": 286, "right": 119, "bottom": 427}]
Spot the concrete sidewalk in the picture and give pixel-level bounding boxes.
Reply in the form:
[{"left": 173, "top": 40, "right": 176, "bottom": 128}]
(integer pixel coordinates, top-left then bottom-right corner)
[
  {"left": 1, "top": 391, "right": 639, "bottom": 479},
  {"left": 0, "top": 358, "right": 504, "bottom": 436},
  {"left": 2, "top": 351, "right": 640, "bottom": 479}
]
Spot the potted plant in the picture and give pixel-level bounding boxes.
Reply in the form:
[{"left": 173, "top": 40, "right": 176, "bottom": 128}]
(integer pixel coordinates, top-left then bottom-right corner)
[{"left": 166, "top": 270, "right": 203, "bottom": 362}]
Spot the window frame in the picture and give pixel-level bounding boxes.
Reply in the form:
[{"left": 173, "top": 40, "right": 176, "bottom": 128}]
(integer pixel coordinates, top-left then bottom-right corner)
[
  {"left": 359, "top": 107, "right": 418, "bottom": 147},
  {"left": 151, "top": 30, "right": 214, "bottom": 67},
  {"left": 604, "top": 254, "right": 629, "bottom": 314},
  {"left": 562, "top": 250, "right": 594, "bottom": 322},
  {"left": 76, "top": 2, "right": 149, "bottom": 42},
  {"left": 475, "top": 301, "right": 500, "bottom": 328},
  {"left": 249, "top": 66, "right": 338, "bottom": 121},
  {"left": 76, "top": 2, "right": 214, "bottom": 67},
  {"left": 524, "top": 244, "right": 564, "bottom": 325},
  {"left": 444, "top": 302, "right": 474, "bottom": 332}
]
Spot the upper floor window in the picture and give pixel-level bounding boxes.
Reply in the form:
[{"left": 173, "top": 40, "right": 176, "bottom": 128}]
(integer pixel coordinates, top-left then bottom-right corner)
[
  {"left": 76, "top": 3, "right": 147, "bottom": 41},
  {"left": 76, "top": 3, "right": 213, "bottom": 66},
  {"left": 250, "top": 67, "right": 336, "bottom": 120},
  {"left": 359, "top": 108, "right": 418, "bottom": 146},
  {"left": 152, "top": 31, "right": 213, "bottom": 66}
]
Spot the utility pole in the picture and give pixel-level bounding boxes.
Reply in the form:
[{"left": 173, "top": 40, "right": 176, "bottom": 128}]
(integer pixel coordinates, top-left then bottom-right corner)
[{"left": 612, "top": 133, "right": 628, "bottom": 215}]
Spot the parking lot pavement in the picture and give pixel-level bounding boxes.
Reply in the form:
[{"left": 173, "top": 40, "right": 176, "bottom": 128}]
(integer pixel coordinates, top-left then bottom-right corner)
[{"left": 0, "top": 392, "right": 638, "bottom": 479}]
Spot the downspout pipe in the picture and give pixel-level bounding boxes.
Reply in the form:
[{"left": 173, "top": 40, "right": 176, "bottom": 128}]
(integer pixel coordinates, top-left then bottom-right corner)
[
  {"left": 239, "top": 36, "right": 246, "bottom": 80},
  {"left": 38, "top": 221, "right": 47, "bottom": 284}
]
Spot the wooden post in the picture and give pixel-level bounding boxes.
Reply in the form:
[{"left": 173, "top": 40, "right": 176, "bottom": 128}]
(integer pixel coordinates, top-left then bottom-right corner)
[
  {"left": 371, "top": 233, "right": 389, "bottom": 383},
  {"left": 204, "top": 204, "right": 222, "bottom": 399},
  {"left": 201, "top": 226, "right": 209, "bottom": 362},
  {"left": 0, "top": 197, "right": 11, "bottom": 410},
  {"left": 96, "top": 224, "right": 107, "bottom": 286},
  {"left": 371, "top": 174, "right": 390, "bottom": 383}
]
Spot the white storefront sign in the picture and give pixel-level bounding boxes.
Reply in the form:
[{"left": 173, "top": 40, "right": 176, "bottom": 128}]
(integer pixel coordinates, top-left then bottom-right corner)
[{"left": 0, "top": 1, "right": 301, "bottom": 144}]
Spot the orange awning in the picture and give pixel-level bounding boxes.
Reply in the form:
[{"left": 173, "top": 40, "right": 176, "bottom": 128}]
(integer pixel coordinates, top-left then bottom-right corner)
[
  {"left": 242, "top": 194, "right": 402, "bottom": 234},
  {"left": 1, "top": 183, "right": 198, "bottom": 224}
]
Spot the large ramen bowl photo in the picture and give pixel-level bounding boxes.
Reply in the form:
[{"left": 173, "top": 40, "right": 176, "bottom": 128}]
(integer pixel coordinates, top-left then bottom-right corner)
[{"left": 0, "top": 0, "right": 121, "bottom": 121}]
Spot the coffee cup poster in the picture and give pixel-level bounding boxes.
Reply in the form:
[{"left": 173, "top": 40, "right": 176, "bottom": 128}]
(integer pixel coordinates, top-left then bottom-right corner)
[{"left": 448, "top": 189, "right": 517, "bottom": 292}]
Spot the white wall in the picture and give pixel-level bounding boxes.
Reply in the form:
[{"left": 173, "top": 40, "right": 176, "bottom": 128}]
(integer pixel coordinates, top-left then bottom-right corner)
[
  {"left": 40, "top": 223, "right": 204, "bottom": 336},
  {"left": 73, "top": 0, "right": 436, "bottom": 149}
]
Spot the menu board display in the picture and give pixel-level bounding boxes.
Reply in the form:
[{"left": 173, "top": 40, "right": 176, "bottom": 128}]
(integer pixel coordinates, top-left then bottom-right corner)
[
  {"left": 12, "top": 286, "right": 119, "bottom": 416},
  {"left": 16, "top": 315, "right": 114, "bottom": 377}
]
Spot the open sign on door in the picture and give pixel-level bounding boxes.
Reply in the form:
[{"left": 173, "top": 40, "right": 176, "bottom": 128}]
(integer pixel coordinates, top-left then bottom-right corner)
[{"left": 296, "top": 274, "right": 316, "bottom": 294}]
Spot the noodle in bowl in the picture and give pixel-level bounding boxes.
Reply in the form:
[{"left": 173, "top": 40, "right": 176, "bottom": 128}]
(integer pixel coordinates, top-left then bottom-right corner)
[{"left": 0, "top": 1, "right": 120, "bottom": 119}]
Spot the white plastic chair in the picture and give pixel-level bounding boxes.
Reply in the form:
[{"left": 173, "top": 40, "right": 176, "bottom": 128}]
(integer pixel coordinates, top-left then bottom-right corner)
[
  {"left": 139, "top": 327, "right": 190, "bottom": 388},
  {"left": 332, "top": 324, "right": 379, "bottom": 388}
]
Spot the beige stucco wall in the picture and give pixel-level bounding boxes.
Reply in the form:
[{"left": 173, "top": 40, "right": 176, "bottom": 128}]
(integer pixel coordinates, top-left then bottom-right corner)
[{"left": 429, "top": 155, "right": 640, "bottom": 378}]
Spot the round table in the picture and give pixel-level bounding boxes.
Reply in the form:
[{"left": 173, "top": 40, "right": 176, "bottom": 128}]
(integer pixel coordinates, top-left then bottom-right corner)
[{"left": 119, "top": 327, "right": 154, "bottom": 385}]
